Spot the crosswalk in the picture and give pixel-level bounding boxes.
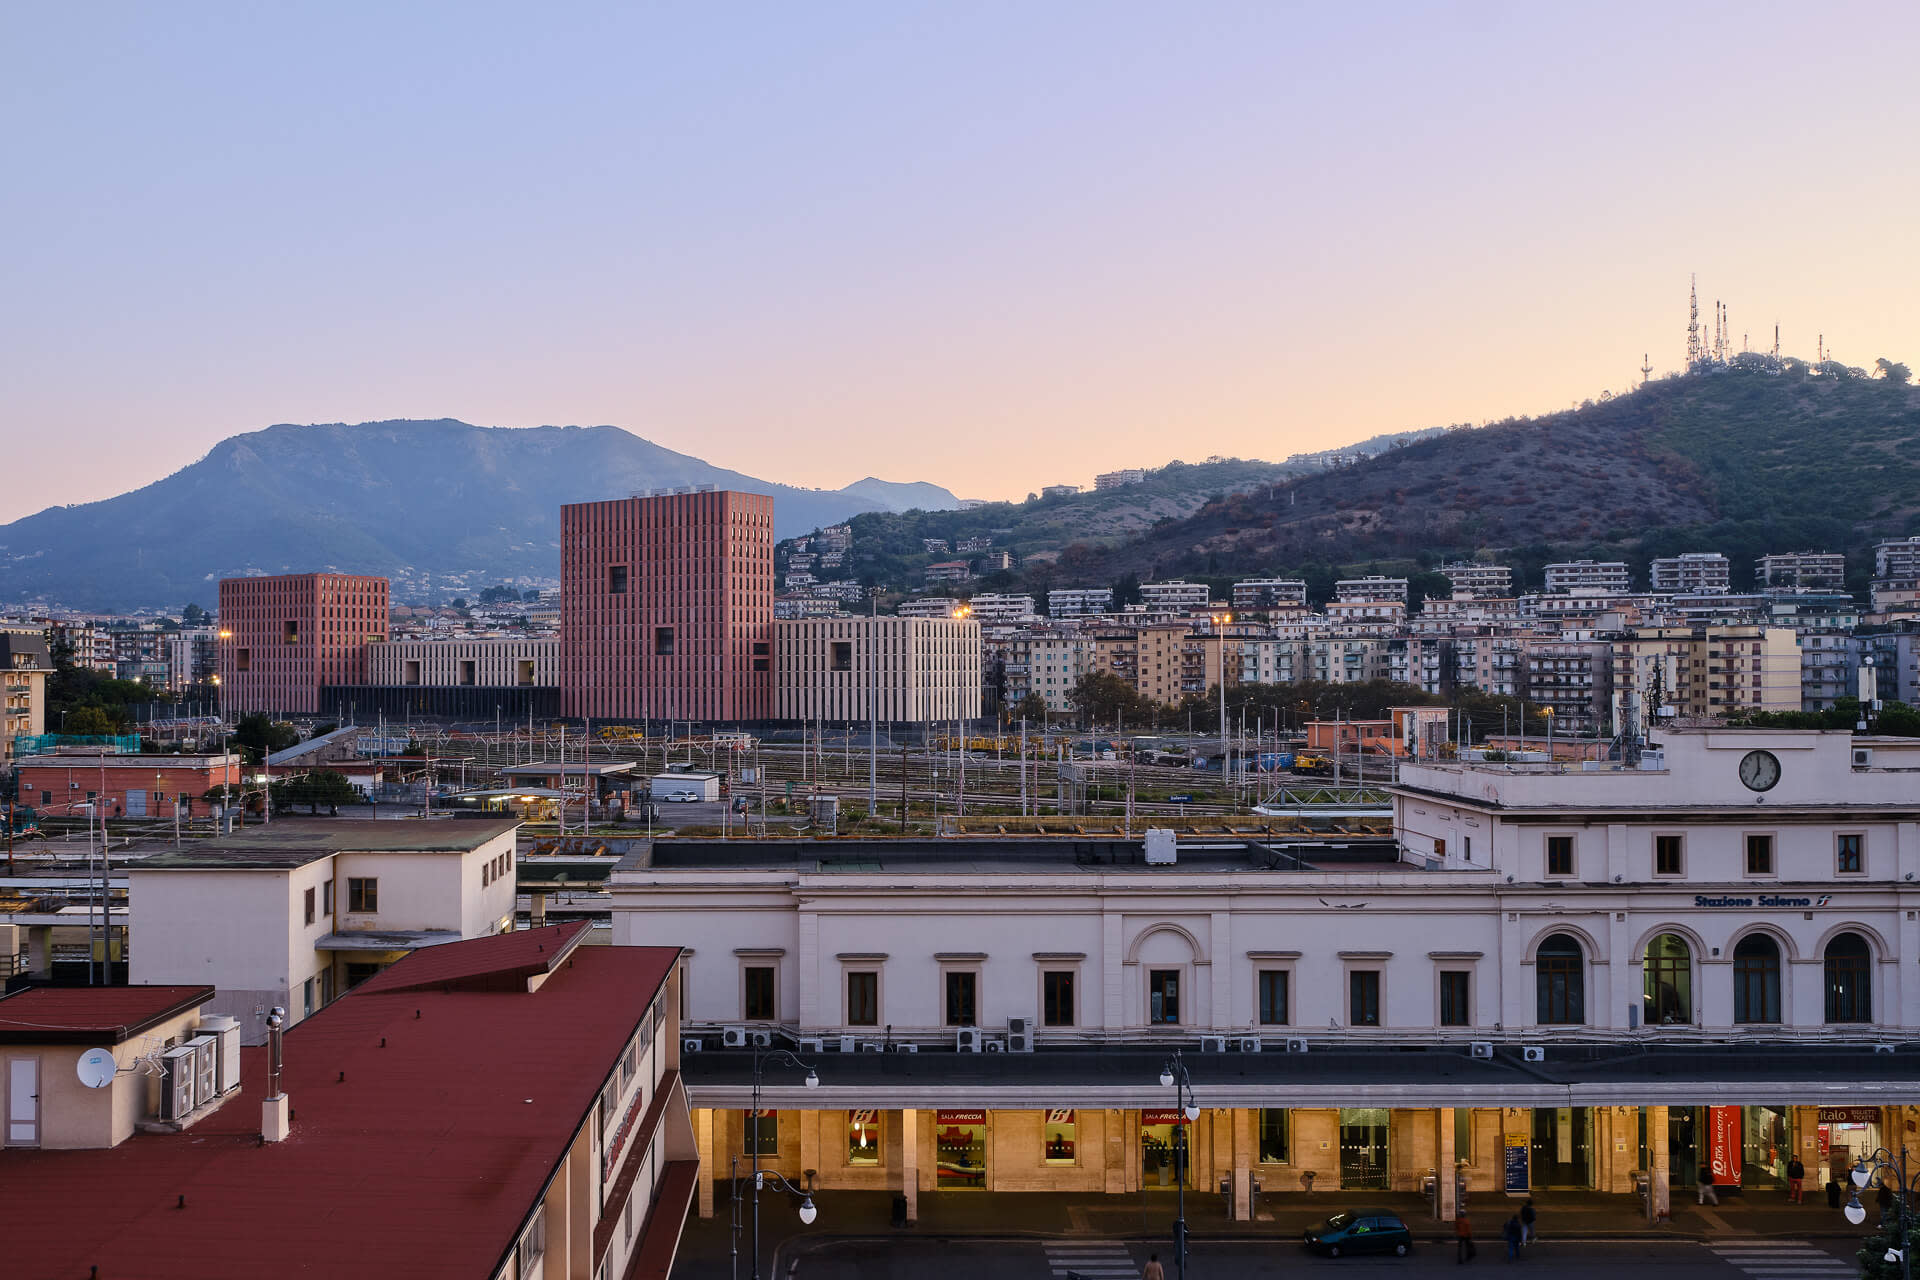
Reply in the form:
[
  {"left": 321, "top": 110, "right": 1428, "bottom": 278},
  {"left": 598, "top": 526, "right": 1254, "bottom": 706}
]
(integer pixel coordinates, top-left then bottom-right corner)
[
  {"left": 1042, "top": 1239, "right": 1138, "bottom": 1279},
  {"left": 1708, "top": 1240, "right": 1856, "bottom": 1279}
]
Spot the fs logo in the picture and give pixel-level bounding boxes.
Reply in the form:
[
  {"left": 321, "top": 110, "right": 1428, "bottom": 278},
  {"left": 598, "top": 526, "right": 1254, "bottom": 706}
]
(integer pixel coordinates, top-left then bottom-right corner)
[{"left": 1815, "top": 894, "right": 1833, "bottom": 908}]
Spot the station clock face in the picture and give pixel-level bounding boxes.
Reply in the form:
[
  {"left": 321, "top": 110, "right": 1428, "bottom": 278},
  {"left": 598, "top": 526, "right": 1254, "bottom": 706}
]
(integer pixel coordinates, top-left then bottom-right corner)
[{"left": 1738, "top": 749, "right": 1782, "bottom": 793}]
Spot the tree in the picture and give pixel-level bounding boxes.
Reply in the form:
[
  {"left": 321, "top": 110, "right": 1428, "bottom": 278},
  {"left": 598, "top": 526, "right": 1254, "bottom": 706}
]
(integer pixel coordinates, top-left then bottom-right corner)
[
  {"left": 1407, "top": 570, "right": 1453, "bottom": 614},
  {"left": 1067, "top": 672, "right": 1154, "bottom": 727},
  {"left": 283, "top": 769, "right": 362, "bottom": 815},
  {"left": 64, "top": 706, "right": 116, "bottom": 736},
  {"left": 181, "top": 603, "right": 210, "bottom": 626},
  {"left": 1111, "top": 574, "right": 1143, "bottom": 609},
  {"left": 232, "top": 713, "right": 299, "bottom": 759},
  {"left": 450, "top": 596, "right": 468, "bottom": 611},
  {"left": 1010, "top": 693, "right": 1050, "bottom": 724},
  {"left": 1875, "top": 358, "right": 1912, "bottom": 384}
]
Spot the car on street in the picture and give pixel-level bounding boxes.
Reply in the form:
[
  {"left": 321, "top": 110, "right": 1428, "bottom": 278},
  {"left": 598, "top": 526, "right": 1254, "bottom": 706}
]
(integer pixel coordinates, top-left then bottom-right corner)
[{"left": 1302, "top": 1210, "right": 1413, "bottom": 1257}]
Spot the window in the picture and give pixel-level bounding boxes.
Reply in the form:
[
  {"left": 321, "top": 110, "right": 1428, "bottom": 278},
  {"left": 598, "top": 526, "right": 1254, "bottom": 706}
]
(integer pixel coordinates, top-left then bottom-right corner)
[
  {"left": 516, "top": 1204, "right": 546, "bottom": 1275},
  {"left": 1643, "top": 933, "right": 1692, "bottom": 1024},
  {"left": 322, "top": 878, "right": 334, "bottom": 914},
  {"left": 235, "top": 648, "right": 251, "bottom": 672},
  {"left": 1454, "top": 1107, "right": 1473, "bottom": 1161},
  {"left": 744, "top": 1109, "right": 778, "bottom": 1156},
  {"left": 303, "top": 977, "right": 314, "bottom": 1018},
  {"left": 654, "top": 626, "right": 675, "bottom": 657},
  {"left": 1148, "top": 970, "right": 1181, "bottom": 1024},
  {"left": 303, "top": 886, "right": 315, "bottom": 926},
  {"left": 1042, "top": 971, "right": 1075, "bottom": 1027},
  {"left": 1837, "top": 833, "right": 1864, "bottom": 874},
  {"left": 1654, "top": 834, "right": 1685, "bottom": 876},
  {"left": 945, "top": 971, "right": 977, "bottom": 1026},
  {"left": 1545, "top": 835, "right": 1574, "bottom": 877},
  {"left": 283, "top": 620, "right": 300, "bottom": 645},
  {"left": 1439, "top": 970, "right": 1470, "bottom": 1026},
  {"left": 608, "top": 565, "right": 628, "bottom": 595},
  {"left": 1258, "top": 1108, "right": 1290, "bottom": 1163},
  {"left": 1044, "top": 1109, "right": 1077, "bottom": 1164},
  {"left": 1824, "top": 933, "right": 1872, "bottom": 1024},
  {"left": 847, "top": 1110, "right": 881, "bottom": 1164},
  {"left": 831, "top": 642, "right": 853, "bottom": 672},
  {"left": 847, "top": 972, "right": 878, "bottom": 1026},
  {"left": 1349, "top": 971, "right": 1381, "bottom": 1026},
  {"left": 1257, "top": 970, "right": 1289, "bottom": 1026},
  {"left": 347, "top": 877, "right": 378, "bottom": 913},
  {"left": 743, "top": 966, "right": 776, "bottom": 1020},
  {"left": 1745, "top": 833, "right": 1774, "bottom": 875},
  {"left": 1732, "top": 934, "right": 1782, "bottom": 1024},
  {"left": 1536, "top": 933, "right": 1585, "bottom": 1025}
]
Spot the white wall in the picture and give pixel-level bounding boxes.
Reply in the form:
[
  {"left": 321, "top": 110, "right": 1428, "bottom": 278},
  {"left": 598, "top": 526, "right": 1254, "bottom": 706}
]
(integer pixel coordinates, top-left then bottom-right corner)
[{"left": 130, "top": 868, "right": 298, "bottom": 1040}]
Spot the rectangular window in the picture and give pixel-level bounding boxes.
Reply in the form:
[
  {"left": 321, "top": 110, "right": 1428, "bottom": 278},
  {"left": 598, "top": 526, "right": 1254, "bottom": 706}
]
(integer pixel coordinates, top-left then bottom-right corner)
[
  {"left": 1546, "top": 835, "right": 1574, "bottom": 877},
  {"left": 847, "top": 971, "right": 878, "bottom": 1026},
  {"left": 303, "top": 886, "right": 315, "bottom": 926},
  {"left": 1837, "top": 833, "right": 1864, "bottom": 874},
  {"left": 1044, "top": 1109, "right": 1077, "bottom": 1164},
  {"left": 945, "top": 971, "right": 977, "bottom": 1026},
  {"left": 1439, "top": 970, "right": 1471, "bottom": 1026},
  {"left": 1042, "top": 971, "right": 1075, "bottom": 1027},
  {"left": 1349, "top": 971, "right": 1381, "bottom": 1026},
  {"left": 654, "top": 626, "right": 675, "bottom": 656},
  {"left": 347, "top": 877, "right": 377, "bottom": 912},
  {"left": 744, "top": 1109, "right": 778, "bottom": 1156},
  {"left": 1654, "top": 834, "right": 1685, "bottom": 876},
  {"left": 831, "top": 641, "right": 853, "bottom": 672},
  {"left": 303, "top": 977, "right": 314, "bottom": 1018},
  {"left": 1454, "top": 1107, "right": 1473, "bottom": 1161},
  {"left": 322, "top": 878, "right": 334, "bottom": 914},
  {"left": 1258, "top": 1108, "right": 1290, "bottom": 1163},
  {"left": 283, "top": 620, "right": 300, "bottom": 645},
  {"left": 608, "top": 565, "right": 628, "bottom": 595},
  {"left": 1148, "top": 969, "right": 1181, "bottom": 1024},
  {"left": 743, "top": 966, "right": 776, "bottom": 1020},
  {"left": 1257, "top": 970, "right": 1289, "bottom": 1026},
  {"left": 847, "top": 1110, "right": 880, "bottom": 1165},
  {"left": 1746, "top": 834, "right": 1774, "bottom": 876},
  {"left": 235, "top": 648, "right": 251, "bottom": 672}
]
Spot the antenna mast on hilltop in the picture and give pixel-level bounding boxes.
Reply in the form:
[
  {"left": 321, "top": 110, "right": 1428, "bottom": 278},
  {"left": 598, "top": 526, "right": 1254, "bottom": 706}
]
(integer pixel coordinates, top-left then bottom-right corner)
[
  {"left": 1640, "top": 353, "right": 1653, "bottom": 386},
  {"left": 1686, "top": 276, "right": 1702, "bottom": 366},
  {"left": 1818, "top": 333, "right": 1826, "bottom": 362},
  {"left": 1773, "top": 323, "right": 1780, "bottom": 360}
]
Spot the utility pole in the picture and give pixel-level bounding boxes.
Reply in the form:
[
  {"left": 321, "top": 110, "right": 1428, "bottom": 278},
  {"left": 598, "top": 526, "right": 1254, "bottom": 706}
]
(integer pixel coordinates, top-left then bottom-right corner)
[{"left": 868, "top": 592, "right": 879, "bottom": 819}]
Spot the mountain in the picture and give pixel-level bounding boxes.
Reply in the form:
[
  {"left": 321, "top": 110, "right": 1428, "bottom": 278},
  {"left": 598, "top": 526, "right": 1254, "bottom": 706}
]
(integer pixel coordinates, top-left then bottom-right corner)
[
  {"left": 0, "top": 420, "right": 959, "bottom": 609},
  {"left": 1064, "top": 363, "right": 1920, "bottom": 592},
  {"left": 838, "top": 478, "right": 961, "bottom": 513}
]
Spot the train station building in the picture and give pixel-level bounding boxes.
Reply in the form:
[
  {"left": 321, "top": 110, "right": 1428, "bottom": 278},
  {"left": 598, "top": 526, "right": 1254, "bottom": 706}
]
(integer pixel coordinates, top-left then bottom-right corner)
[{"left": 608, "top": 727, "right": 1920, "bottom": 1221}]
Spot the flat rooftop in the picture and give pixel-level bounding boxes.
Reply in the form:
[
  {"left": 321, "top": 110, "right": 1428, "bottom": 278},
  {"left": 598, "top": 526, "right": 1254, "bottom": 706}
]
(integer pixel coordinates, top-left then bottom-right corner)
[
  {"left": 3, "top": 925, "right": 682, "bottom": 1280},
  {"left": 0, "top": 984, "right": 214, "bottom": 1044},
  {"left": 622, "top": 836, "right": 1404, "bottom": 874},
  {"left": 130, "top": 818, "right": 520, "bottom": 870}
]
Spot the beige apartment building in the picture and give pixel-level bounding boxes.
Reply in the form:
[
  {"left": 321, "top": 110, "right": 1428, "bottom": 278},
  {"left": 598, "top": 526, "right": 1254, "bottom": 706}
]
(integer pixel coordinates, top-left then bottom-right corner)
[
  {"left": 1611, "top": 625, "right": 1798, "bottom": 735},
  {"left": 367, "top": 636, "right": 558, "bottom": 687},
  {"left": 0, "top": 630, "right": 51, "bottom": 767},
  {"left": 775, "top": 616, "right": 982, "bottom": 724}
]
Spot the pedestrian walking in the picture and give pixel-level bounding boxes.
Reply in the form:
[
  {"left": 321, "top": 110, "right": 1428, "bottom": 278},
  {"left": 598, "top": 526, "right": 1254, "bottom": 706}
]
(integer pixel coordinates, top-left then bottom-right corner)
[
  {"left": 1143, "top": 1252, "right": 1165, "bottom": 1280},
  {"left": 1502, "top": 1214, "right": 1522, "bottom": 1262},
  {"left": 1787, "top": 1156, "right": 1805, "bottom": 1204},
  {"left": 1455, "top": 1210, "right": 1477, "bottom": 1264},
  {"left": 1826, "top": 1175, "right": 1843, "bottom": 1210},
  {"left": 1519, "top": 1199, "right": 1536, "bottom": 1246},
  {"left": 1698, "top": 1163, "right": 1719, "bottom": 1206}
]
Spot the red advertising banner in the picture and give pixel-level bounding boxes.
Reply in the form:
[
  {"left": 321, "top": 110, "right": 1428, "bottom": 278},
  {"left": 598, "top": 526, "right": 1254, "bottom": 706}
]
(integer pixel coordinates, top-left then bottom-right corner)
[
  {"left": 937, "top": 1109, "right": 987, "bottom": 1125},
  {"left": 1140, "top": 1109, "right": 1192, "bottom": 1126},
  {"left": 1708, "top": 1106, "right": 1742, "bottom": 1188}
]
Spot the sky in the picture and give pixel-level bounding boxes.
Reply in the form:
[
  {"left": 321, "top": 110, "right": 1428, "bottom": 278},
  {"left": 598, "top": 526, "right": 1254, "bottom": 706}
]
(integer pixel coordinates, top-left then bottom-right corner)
[{"left": 3, "top": 1, "right": 1918, "bottom": 521}]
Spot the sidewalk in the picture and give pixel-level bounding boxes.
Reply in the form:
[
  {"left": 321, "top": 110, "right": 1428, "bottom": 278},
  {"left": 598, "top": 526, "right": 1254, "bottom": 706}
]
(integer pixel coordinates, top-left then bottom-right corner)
[{"left": 672, "top": 1186, "right": 1867, "bottom": 1277}]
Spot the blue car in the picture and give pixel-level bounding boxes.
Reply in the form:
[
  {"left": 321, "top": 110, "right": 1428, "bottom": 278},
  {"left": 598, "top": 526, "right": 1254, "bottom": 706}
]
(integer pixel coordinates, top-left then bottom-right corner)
[{"left": 1303, "top": 1210, "right": 1413, "bottom": 1257}]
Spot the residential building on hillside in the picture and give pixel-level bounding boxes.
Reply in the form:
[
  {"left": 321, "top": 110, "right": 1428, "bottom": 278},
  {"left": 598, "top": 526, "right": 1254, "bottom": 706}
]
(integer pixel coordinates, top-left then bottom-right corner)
[
  {"left": 1048, "top": 587, "right": 1113, "bottom": 617},
  {"left": 956, "top": 536, "right": 994, "bottom": 554},
  {"left": 1041, "top": 484, "right": 1081, "bottom": 498},
  {"left": 1139, "top": 581, "right": 1210, "bottom": 612},
  {"left": 968, "top": 593, "right": 1037, "bottom": 624},
  {"left": 921, "top": 539, "right": 950, "bottom": 554},
  {"left": 3, "top": 925, "right": 696, "bottom": 1280},
  {"left": 924, "top": 560, "right": 974, "bottom": 584},
  {"left": 1334, "top": 575, "right": 1408, "bottom": 604},
  {"left": 1436, "top": 562, "right": 1513, "bottom": 598},
  {"left": 1520, "top": 638, "right": 1613, "bottom": 733},
  {"left": 1006, "top": 632, "right": 1094, "bottom": 714},
  {"left": 1870, "top": 577, "right": 1920, "bottom": 621},
  {"left": 612, "top": 728, "right": 1920, "bottom": 1221},
  {"left": 0, "top": 630, "right": 52, "bottom": 767},
  {"left": 1232, "top": 578, "right": 1308, "bottom": 610},
  {"left": 1861, "top": 629, "right": 1920, "bottom": 707},
  {"left": 560, "top": 489, "right": 774, "bottom": 722},
  {"left": 1543, "top": 560, "right": 1633, "bottom": 594},
  {"left": 898, "top": 597, "right": 961, "bottom": 618},
  {"left": 774, "top": 617, "right": 982, "bottom": 724},
  {"left": 776, "top": 594, "right": 842, "bottom": 620},
  {"left": 1874, "top": 536, "right": 1920, "bottom": 580},
  {"left": 218, "top": 573, "right": 391, "bottom": 715},
  {"left": 1758, "top": 551, "right": 1847, "bottom": 592},
  {"left": 128, "top": 819, "right": 520, "bottom": 1042},
  {"left": 49, "top": 620, "right": 113, "bottom": 670},
  {"left": 1609, "top": 625, "right": 1798, "bottom": 736},
  {"left": 1094, "top": 468, "right": 1146, "bottom": 489},
  {"left": 1650, "top": 553, "right": 1731, "bottom": 594}
]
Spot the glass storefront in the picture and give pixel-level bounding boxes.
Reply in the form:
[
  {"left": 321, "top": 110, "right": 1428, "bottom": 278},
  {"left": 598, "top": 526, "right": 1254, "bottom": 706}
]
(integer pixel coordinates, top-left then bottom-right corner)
[
  {"left": 1529, "top": 1107, "right": 1592, "bottom": 1188},
  {"left": 1141, "top": 1110, "right": 1195, "bottom": 1189},
  {"left": 846, "top": 1109, "right": 880, "bottom": 1166},
  {"left": 1044, "top": 1109, "right": 1077, "bottom": 1165},
  {"left": 936, "top": 1109, "right": 987, "bottom": 1189},
  {"left": 1743, "top": 1106, "right": 1789, "bottom": 1189},
  {"left": 1339, "top": 1108, "right": 1390, "bottom": 1190},
  {"left": 1258, "top": 1109, "right": 1290, "bottom": 1164},
  {"left": 1818, "top": 1108, "right": 1883, "bottom": 1186}
]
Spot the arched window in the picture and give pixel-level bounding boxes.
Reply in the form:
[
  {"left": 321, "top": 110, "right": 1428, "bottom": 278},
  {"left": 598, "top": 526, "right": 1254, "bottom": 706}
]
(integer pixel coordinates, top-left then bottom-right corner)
[
  {"left": 1536, "top": 934, "right": 1585, "bottom": 1025},
  {"left": 1643, "top": 934, "right": 1693, "bottom": 1025},
  {"left": 1732, "top": 935, "right": 1782, "bottom": 1024},
  {"left": 1825, "top": 933, "right": 1873, "bottom": 1024}
]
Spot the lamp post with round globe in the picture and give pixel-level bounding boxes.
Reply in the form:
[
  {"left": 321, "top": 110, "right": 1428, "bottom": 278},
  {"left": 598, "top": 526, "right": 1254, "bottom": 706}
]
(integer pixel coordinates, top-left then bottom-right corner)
[
  {"left": 1157, "top": 1050, "right": 1201, "bottom": 1280},
  {"left": 1842, "top": 1148, "right": 1919, "bottom": 1279}
]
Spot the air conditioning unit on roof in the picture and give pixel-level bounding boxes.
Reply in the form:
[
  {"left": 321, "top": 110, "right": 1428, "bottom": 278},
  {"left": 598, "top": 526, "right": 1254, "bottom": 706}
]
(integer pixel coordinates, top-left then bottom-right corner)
[
  {"left": 748, "top": 1029, "right": 774, "bottom": 1048},
  {"left": 1285, "top": 1037, "right": 1310, "bottom": 1054},
  {"left": 798, "top": 1037, "right": 825, "bottom": 1054},
  {"left": 721, "top": 1026, "right": 747, "bottom": 1048},
  {"left": 956, "top": 1027, "right": 983, "bottom": 1053},
  {"left": 683, "top": 1037, "right": 704, "bottom": 1053},
  {"left": 1522, "top": 1045, "right": 1546, "bottom": 1062},
  {"left": 1237, "top": 1036, "right": 1262, "bottom": 1054},
  {"left": 1469, "top": 1041, "right": 1494, "bottom": 1060},
  {"left": 837, "top": 1035, "right": 859, "bottom": 1054}
]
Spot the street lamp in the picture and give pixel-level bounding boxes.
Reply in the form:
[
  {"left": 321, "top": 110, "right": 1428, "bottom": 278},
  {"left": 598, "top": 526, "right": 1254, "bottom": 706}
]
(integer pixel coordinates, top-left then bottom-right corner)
[
  {"left": 1157, "top": 1050, "right": 1200, "bottom": 1280},
  {"left": 1843, "top": 1148, "right": 1919, "bottom": 1278},
  {"left": 734, "top": 1044, "right": 821, "bottom": 1280}
]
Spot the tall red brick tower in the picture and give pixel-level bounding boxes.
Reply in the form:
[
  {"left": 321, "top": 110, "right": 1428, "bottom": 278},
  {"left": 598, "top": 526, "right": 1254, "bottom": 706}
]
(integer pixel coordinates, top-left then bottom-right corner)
[
  {"left": 217, "top": 573, "right": 390, "bottom": 715},
  {"left": 560, "top": 488, "right": 774, "bottom": 722}
]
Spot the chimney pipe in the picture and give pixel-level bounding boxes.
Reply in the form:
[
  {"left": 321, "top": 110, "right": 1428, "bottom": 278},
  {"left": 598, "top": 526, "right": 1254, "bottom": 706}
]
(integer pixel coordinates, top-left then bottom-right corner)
[{"left": 262, "top": 1006, "right": 290, "bottom": 1142}]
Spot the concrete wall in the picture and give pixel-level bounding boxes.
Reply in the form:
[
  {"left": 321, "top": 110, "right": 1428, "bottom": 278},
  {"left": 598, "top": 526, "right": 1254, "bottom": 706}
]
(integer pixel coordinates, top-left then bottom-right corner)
[
  {"left": 3, "top": 1006, "right": 203, "bottom": 1150},
  {"left": 130, "top": 869, "right": 298, "bottom": 1040}
]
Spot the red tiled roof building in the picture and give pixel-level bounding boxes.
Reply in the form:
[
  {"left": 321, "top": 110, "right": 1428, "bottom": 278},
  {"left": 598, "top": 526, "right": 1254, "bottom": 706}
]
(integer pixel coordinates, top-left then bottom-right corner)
[{"left": 560, "top": 489, "right": 774, "bottom": 722}]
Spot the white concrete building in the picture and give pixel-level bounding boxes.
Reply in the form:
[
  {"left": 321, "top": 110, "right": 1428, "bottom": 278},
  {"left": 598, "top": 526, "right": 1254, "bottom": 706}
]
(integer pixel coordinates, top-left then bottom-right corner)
[
  {"left": 774, "top": 617, "right": 982, "bottom": 724},
  {"left": 1047, "top": 588, "right": 1113, "bottom": 618},
  {"left": 1232, "top": 579, "right": 1308, "bottom": 610},
  {"left": 1875, "top": 536, "right": 1920, "bottom": 580},
  {"left": 128, "top": 819, "right": 519, "bottom": 1042},
  {"left": 368, "top": 637, "right": 558, "bottom": 688},
  {"left": 897, "top": 598, "right": 961, "bottom": 619},
  {"left": 1138, "top": 581, "right": 1211, "bottom": 612},
  {"left": 1094, "top": 469, "right": 1147, "bottom": 489},
  {"left": 1651, "top": 553, "right": 1732, "bottom": 594},
  {"left": 1436, "top": 562, "right": 1514, "bottom": 599},
  {"left": 1334, "top": 575, "right": 1408, "bottom": 604},
  {"left": 1758, "top": 552, "right": 1847, "bottom": 592},
  {"left": 968, "top": 594, "right": 1037, "bottom": 624},
  {"left": 1544, "top": 560, "right": 1633, "bottom": 594}
]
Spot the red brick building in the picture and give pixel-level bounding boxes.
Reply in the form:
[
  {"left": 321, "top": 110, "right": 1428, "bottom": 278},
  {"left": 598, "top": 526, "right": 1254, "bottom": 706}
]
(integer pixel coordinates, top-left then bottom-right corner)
[
  {"left": 561, "top": 489, "right": 774, "bottom": 721},
  {"left": 218, "top": 573, "right": 389, "bottom": 714},
  {"left": 15, "top": 752, "right": 242, "bottom": 819}
]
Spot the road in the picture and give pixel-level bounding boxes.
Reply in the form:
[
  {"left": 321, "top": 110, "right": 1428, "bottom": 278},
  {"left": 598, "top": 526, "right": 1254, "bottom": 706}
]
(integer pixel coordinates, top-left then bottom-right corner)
[{"left": 767, "top": 1237, "right": 1865, "bottom": 1280}]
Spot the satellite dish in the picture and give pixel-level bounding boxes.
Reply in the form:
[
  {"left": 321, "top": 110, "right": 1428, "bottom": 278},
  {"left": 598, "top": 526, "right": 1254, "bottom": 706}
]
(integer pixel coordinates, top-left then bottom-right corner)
[{"left": 77, "top": 1047, "right": 117, "bottom": 1089}]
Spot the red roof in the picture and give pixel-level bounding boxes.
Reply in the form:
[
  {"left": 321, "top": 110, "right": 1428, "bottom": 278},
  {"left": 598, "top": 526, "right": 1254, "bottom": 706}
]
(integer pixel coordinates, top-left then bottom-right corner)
[
  {"left": 0, "top": 984, "right": 214, "bottom": 1044},
  {"left": 3, "top": 934, "right": 682, "bottom": 1280},
  {"left": 355, "top": 920, "right": 590, "bottom": 995}
]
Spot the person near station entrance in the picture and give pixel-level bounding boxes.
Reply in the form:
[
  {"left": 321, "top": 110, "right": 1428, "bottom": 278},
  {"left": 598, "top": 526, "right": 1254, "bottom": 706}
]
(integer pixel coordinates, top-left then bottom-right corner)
[
  {"left": 1143, "top": 1252, "right": 1165, "bottom": 1280},
  {"left": 1786, "top": 1155, "right": 1806, "bottom": 1204},
  {"left": 1502, "top": 1214, "right": 1523, "bottom": 1262},
  {"left": 1519, "top": 1199, "right": 1536, "bottom": 1245},
  {"left": 1697, "top": 1163, "right": 1718, "bottom": 1205},
  {"left": 1455, "top": 1210, "right": 1476, "bottom": 1264}
]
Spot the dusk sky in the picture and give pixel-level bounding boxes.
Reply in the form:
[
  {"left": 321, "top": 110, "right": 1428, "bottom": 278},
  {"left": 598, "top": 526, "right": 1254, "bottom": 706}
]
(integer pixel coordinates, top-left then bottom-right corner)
[{"left": 4, "top": 2, "right": 1917, "bottom": 522}]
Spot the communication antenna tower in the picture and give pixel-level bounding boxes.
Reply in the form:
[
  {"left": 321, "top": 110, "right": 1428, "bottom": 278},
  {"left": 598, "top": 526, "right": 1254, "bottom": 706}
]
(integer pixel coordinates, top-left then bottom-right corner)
[
  {"left": 1773, "top": 323, "right": 1780, "bottom": 360},
  {"left": 1686, "top": 275, "right": 1702, "bottom": 366},
  {"left": 1640, "top": 353, "right": 1653, "bottom": 385},
  {"left": 1818, "top": 333, "right": 1825, "bottom": 362}
]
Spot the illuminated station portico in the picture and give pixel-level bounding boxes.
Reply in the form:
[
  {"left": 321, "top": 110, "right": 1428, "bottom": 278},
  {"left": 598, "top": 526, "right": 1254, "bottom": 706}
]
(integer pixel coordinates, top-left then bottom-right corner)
[{"left": 609, "top": 728, "right": 1920, "bottom": 1221}]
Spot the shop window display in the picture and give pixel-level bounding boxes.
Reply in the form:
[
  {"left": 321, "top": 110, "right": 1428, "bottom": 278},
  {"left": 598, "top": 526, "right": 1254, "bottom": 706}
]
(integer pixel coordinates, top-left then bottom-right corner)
[
  {"left": 846, "top": 1109, "right": 881, "bottom": 1165},
  {"left": 937, "top": 1110, "right": 987, "bottom": 1188},
  {"left": 1044, "top": 1109, "right": 1077, "bottom": 1164}
]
